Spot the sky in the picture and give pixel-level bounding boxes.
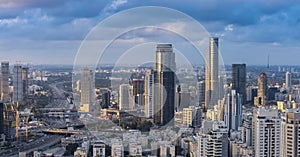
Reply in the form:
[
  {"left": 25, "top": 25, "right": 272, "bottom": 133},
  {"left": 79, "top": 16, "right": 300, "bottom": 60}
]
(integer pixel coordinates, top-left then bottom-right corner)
[{"left": 0, "top": 0, "right": 300, "bottom": 65}]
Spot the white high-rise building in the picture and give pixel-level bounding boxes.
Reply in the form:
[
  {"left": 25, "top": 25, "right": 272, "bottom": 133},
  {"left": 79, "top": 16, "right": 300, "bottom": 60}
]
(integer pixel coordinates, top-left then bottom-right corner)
[
  {"left": 198, "top": 120, "right": 228, "bottom": 157},
  {"left": 224, "top": 90, "right": 242, "bottom": 131},
  {"left": 13, "top": 64, "right": 23, "bottom": 103},
  {"left": 144, "top": 69, "right": 154, "bottom": 118},
  {"left": 280, "top": 108, "right": 300, "bottom": 157},
  {"left": 252, "top": 107, "right": 280, "bottom": 157}
]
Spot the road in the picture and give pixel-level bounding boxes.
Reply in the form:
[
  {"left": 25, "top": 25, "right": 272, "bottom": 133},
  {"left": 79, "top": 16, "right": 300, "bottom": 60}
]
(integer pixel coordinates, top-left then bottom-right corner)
[
  {"left": 0, "top": 135, "right": 63, "bottom": 157},
  {"left": 1, "top": 81, "right": 71, "bottom": 156}
]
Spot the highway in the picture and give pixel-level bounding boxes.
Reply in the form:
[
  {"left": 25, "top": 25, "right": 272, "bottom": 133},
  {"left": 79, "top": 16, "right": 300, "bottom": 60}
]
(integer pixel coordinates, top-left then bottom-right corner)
[
  {"left": 0, "top": 135, "right": 63, "bottom": 157},
  {"left": 2, "top": 81, "right": 72, "bottom": 156}
]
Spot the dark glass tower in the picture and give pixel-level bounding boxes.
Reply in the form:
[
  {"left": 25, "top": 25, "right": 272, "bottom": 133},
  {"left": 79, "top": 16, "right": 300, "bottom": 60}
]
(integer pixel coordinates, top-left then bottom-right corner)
[
  {"left": 232, "top": 64, "right": 246, "bottom": 103},
  {"left": 153, "top": 44, "right": 175, "bottom": 126}
]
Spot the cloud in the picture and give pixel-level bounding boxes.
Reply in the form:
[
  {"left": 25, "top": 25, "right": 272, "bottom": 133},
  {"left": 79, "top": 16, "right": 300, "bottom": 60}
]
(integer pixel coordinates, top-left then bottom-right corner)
[
  {"left": 0, "top": 0, "right": 300, "bottom": 65},
  {"left": 225, "top": 24, "right": 234, "bottom": 32},
  {"left": 101, "top": 0, "right": 128, "bottom": 16}
]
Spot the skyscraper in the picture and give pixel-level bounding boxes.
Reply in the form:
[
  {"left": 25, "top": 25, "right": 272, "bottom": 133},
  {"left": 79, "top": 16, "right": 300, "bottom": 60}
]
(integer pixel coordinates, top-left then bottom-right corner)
[
  {"left": 224, "top": 90, "right": 242, "bottom": 132},
  {"left": 153, "top": 44, "right": 175, "bottom": 126},
  {"left": 13, "top": 64, "right": 23, "bottom": 103},
  {"left": 101, "top": 91, "right": 110, "bottom": 109},
  {"left": 0, "top": 62, "right": 9, "bottom": 101},
  {"left": 205, "top": 37, "right": 219, "bottom": 112},
  {"left": 252, "top": 107, "right": 280, "bottom": 157},
  {"left": 79, "top": 68, "right": 94, "bottom": 112},
  {"left": 198, "top": 80, "right": 205, "bottom": 105},
  {"left": 22, "top": 67, "right": 29, "bottom": 98},
  {"left": 285, "top": 71, "right": 291, "bottom": 89},
  {"left": 232, "top": 64, "right": 246, "bottom": 103},
  {"left": 280, "top": 108, "right": 300, "bottom": 157},
  {"left": 144, "top": 69, "right": 154, "bottom": 118},
  {"left": 119, "top": 84, "right": 133, "bottom": 110},
  {"left": 254, "top": 72, "right": 268, "bottom": 106}
]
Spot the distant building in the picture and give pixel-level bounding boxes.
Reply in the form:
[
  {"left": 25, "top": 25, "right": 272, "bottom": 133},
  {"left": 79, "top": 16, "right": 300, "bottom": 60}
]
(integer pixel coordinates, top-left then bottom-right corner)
[
  {"left": 144, "top": 70, "right": 154, "bottom": 118},
  {"left": 13, "top": 64, "right": 23, "bottom": 103},
  {"left": 183, "top": 106, "right": 202, "bottom": 128},
  {"left": 254, "top": 72, "right": 268, "bottom": 106},
  {"left": 198, "top": 80, "right": 205, "bottom": 106},
  {"left": 224, "top": 90, "right": 242, "bottom": 132},
  {"left": 79, "top": 68, "right": 94, "bottom": 112},
  {"left": 101, "top": 91, "right": 110, "bottom": 109},
  {"left": 280, "top": 108, "right": 300, "bottom": 157},
  {"left": 22, "top": 67, "right": 29, "bottom": 98},
  {"left": 232, "top": 64, "right": 246, "bottom": 103},
  {"left": 252, "top": 107, "right": 280, "bottom": 157},
  {"left": 153, "top": 44, "right": 176, "bottom": 126},
  {"left": 0, "top": 62, "right": 10, "bottom": 101},
  {"left": 119, "top": 84, "right": 133, "bottom": 110},
  {"left": 285, "top": 71, "right": 291, "bottom": 90},
  {"left": 130, "top": 78, "right": 144, "bottom": 96}
]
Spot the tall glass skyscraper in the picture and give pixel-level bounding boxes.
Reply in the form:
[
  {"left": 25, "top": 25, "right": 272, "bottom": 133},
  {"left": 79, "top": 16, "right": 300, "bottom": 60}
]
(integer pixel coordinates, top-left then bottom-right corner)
[
  {"left": 0, "top": 62, "right": 9, "bottom": 101},
  {"left": 232, "top": 64, "right": 246, "bottom": 103},
  {"left": 153, "top": 44, "right": 176, "bottom": 126},
  {"left": 13, "top": 64, "right": 23, "bottom": 103},
  {"left": 205, "top": 37, "right": 219, "bottom": 112}
]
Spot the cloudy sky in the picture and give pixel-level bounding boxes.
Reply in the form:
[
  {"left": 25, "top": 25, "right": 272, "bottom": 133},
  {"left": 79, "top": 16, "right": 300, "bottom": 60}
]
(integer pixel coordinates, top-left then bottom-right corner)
[{"left": 0, "top": 0, "right": 300, "bottom": 65}]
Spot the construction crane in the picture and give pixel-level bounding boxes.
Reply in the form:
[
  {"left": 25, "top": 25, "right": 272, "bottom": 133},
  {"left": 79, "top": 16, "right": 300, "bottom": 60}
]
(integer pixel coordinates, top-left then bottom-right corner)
[
  {"left": 11, "top": 101, "right": 19, "bottom": 141},
  {"left": 25, "top": 106, "right": 33, "bottom": 141}
]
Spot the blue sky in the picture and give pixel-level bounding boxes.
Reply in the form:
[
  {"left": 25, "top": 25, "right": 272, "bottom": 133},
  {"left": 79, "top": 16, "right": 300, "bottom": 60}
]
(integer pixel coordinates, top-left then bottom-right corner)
[{"left": 0, "top": 0, "right": 300, "bottom": 65}]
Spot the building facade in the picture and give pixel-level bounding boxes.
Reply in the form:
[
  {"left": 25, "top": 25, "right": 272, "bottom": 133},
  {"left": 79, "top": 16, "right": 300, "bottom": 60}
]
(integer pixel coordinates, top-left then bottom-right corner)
[
  {"left": 79, "top": 68, "right": 94, "bottom": 112},
  {"left": 280, "top": 108, "right": 300, "bottom": 157},
  {"left": 224, "top": 90, "right": 242, "bottom": 132},
  {"left": 232, "top": 64, "right": 246, "bottom": 103},
  {"left": 252, "top": 107, "right": 280, "bottom": 157},
  {"left": 205, "top": 37, "right": 221, "bottom": 113},
  {"left": 13, "top": 64, "right": 23, "bottom": 103},
  {"left": 254, "top": 72, "right": 268, "bottom": 106},
  {"left": 0, "top": 62, "right": 10, "bottom": 101},
  {"left": 144, "top": 70, "right": 154, "bottom": 118},
  {"left": 153, "top": 44, "right": 176, "bottom": 126}
]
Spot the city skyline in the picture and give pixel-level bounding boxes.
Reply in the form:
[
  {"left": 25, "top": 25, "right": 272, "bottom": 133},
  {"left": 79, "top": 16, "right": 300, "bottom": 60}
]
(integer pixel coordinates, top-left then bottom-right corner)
[
  {"left": 0, "top": 1, "right": 300, "bottom": 65},
  {"left": 2, "top": 1, "right": 300, "bottom": 157}
]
